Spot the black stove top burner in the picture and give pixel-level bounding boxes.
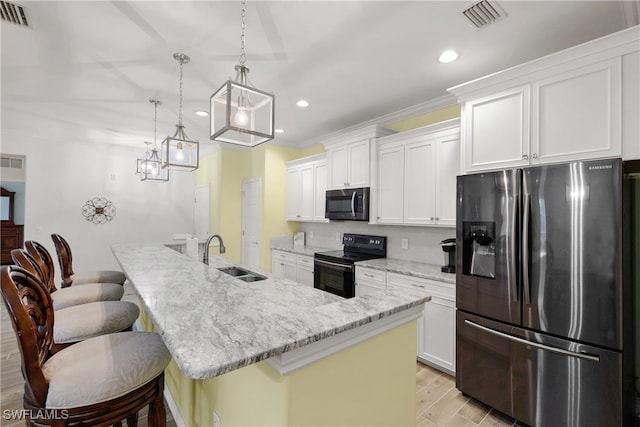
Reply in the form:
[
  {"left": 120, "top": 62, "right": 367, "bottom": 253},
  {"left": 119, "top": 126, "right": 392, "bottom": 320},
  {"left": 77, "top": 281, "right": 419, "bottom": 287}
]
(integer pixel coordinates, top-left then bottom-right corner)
[
  {"left": 314, "top": 250, "right": 384, "bottom": 263},
  {"left": 314, "top": 233, "right": 387, "bottom": 264}
]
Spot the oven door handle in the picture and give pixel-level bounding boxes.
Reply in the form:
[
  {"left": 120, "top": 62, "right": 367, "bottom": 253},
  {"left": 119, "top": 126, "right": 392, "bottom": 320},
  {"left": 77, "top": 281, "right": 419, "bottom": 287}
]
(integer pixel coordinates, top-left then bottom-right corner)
[{"left": 314, "top": 258, "right": 354, "bottom": 271}]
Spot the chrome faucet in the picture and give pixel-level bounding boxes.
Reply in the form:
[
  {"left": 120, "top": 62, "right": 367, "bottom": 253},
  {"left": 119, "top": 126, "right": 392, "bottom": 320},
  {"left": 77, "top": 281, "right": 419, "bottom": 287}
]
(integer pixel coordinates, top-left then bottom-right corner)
[{"left": 203, "top": 234, "right": 226, "bottom": 265}]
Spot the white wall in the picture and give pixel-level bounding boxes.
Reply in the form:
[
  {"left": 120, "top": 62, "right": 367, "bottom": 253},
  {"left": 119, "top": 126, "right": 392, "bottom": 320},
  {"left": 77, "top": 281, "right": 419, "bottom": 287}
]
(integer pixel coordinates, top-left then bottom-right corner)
[
  {"left": 1, "top": 133, "right": 195, "bottom": 278},
  {"left": 300, "top": 222, "right": 455, "bottom": 265}
]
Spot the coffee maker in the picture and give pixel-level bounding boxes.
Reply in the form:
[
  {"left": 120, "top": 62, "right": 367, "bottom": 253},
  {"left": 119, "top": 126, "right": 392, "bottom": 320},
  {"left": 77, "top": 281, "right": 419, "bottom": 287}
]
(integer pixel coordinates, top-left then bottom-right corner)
[{"left": 440, "top": 238, "right": 456, "bottom": 273}]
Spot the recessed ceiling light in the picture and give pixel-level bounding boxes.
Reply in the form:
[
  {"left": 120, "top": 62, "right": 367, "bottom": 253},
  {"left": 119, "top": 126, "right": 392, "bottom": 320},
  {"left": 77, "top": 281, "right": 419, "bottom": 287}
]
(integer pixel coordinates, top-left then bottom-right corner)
[
  {"left": 296, "top": 99, "right": 310, "bottom": 108},
  {"left": 438, "top": 50, "right": 459, "bottom": 64},
  {"left": 195, "top": 110, "right": 209, "bottom": 117},
  {"left": 275, "top": 128, "right": 285, "bottom": 134}
]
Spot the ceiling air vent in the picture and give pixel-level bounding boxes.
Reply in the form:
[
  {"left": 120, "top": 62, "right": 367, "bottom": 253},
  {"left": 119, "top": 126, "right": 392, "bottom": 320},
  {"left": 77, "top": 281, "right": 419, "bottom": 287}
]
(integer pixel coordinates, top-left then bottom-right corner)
[
  {"left": 461, "top": 0, "right": 507, "bottom": 29},
  {"left": 0, "top": 1, "right": 30, "bottom": 28}
]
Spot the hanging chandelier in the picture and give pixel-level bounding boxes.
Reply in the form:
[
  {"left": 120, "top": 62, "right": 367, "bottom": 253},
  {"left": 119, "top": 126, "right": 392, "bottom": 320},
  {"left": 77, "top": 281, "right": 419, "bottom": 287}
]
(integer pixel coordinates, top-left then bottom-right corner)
[
  {"left": 162, "top": 53, "right": 199, "bottom": 171},
  {"left": 210, "top": 0, "right": 275, "bottom": 147},
  {"left": 139, "top": 99, "right": 169, "bottom": 182}
]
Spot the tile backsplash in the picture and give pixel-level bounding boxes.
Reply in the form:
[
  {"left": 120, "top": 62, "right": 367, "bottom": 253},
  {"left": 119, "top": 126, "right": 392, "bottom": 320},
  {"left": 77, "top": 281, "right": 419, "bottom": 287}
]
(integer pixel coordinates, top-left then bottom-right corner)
[{"left": 299, "top": 222, "right": 455, "bottom": 265}]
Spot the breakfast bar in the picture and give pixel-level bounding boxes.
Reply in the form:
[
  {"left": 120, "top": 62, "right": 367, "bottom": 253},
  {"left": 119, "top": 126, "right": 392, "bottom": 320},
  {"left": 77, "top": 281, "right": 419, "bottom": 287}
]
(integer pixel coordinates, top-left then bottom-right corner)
[{"left": 111, "top": 243, "right": 431, "bottom": 427}]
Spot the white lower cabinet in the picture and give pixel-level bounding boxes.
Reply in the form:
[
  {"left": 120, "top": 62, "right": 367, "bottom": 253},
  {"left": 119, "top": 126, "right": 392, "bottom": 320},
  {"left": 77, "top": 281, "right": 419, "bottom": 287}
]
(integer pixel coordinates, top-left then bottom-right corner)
[
  {"left": 296, "top": 254, "right": 314, "bottom": 287},
  {"left": 386, "top": 272, "right": 456, "bottom": 375},
  {"left": 271, "top": 250, "right": 314, "bottom": 287},
  {"left": 271, "top": 250, "right": 297, "bottom": 282},
  {"left": 355, "top": 266, "right": 386, "bottom": 296}
]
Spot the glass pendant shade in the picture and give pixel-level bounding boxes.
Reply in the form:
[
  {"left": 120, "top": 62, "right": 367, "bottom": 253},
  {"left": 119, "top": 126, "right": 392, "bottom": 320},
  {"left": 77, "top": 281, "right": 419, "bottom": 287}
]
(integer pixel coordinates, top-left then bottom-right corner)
[
  {"left": 161, "top": 124, "right": 199, "bottom": 171},
  {"left": 210, "top": 66, "right": 275, "bottom": 147},
  {"left": 162, "top": 52, "right": 199, "bottom": 171},
  {"left": 141, "top": 147, "right": 169, "bottom": 182}
]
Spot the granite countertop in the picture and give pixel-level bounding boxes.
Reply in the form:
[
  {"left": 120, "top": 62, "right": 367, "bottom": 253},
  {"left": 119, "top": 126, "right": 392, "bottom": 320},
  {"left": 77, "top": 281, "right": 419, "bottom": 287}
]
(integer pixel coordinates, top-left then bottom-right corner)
[
  {"left": 270, "top": 243, "right": 332, "bottom": 257},
  {"left": 356, "top": 258, "right": 456, "bottom": 284},
  {"left": 111, "top": 244, "right": 430, "bottom": 380}
]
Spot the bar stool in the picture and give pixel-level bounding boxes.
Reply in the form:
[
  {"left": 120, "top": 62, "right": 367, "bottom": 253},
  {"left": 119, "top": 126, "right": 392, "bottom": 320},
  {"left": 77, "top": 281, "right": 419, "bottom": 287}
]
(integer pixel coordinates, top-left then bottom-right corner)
[
  {"left": 51, "top": 233, "right": 126, "bottom": 287},
  {"left": 21, "top": 242, "right": 124, "bottom": 310},
  {"left": 11, "top": 248, "right": 139, "bottom": 352},
  {"left": 1, "top": 265, "right": 170, "bottom": 426}
]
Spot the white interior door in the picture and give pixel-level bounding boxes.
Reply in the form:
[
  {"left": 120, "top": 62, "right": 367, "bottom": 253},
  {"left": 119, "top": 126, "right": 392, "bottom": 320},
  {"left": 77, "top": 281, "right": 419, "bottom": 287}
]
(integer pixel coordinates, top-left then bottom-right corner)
[
  {"left": 194, "top": 184, "right": 210, "bottom": 239},
  {"left": 242, "top": 178, "right": 261, "bottom": 269}
]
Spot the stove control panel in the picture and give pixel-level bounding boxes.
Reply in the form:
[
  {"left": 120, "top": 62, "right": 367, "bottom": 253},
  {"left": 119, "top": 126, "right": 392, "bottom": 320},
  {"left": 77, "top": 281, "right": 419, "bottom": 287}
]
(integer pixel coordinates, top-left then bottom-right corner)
[{"left": 343, "top": 233, "right": 387, "bottom": 252}]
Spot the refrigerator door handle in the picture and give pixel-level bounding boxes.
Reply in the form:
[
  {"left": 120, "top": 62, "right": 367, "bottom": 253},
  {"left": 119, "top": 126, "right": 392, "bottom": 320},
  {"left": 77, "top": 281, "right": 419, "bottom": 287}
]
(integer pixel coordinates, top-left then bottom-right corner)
[
  {"left": 522, "top": 192, "right": 531, "bottom": 305},
  {"left": 465, "top": 319, "right": 600, "bottom": 362},
  {"left": 510, "top": 193, "right": 519, "bottom": 303}
]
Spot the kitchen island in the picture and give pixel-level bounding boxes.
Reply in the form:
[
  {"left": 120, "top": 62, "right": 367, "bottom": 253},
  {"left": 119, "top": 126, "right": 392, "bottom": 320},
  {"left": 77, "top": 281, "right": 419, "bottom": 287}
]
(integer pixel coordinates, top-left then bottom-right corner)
[{"left": 111, "top": 244, "right": 430, "bottom": 427}]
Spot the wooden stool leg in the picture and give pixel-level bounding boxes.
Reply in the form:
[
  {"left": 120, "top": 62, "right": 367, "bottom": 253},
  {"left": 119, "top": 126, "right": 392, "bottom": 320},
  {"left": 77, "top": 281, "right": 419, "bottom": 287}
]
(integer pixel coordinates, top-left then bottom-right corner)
[
  {"left": 113, "top": 422, "right": 122, "bottom": 427},
  {"left": 147, "top": 395, "right": 166, "bottom": 427},
  {"left": 126, "top": 413, "right": 138, "bottom": 427}
]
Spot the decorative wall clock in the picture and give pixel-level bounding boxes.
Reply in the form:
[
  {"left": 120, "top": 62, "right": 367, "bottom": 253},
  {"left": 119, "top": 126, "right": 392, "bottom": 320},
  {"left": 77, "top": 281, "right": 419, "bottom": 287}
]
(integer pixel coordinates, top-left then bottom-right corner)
[{"left": 82, "top": 197, "right": 116, "bottom": 224}]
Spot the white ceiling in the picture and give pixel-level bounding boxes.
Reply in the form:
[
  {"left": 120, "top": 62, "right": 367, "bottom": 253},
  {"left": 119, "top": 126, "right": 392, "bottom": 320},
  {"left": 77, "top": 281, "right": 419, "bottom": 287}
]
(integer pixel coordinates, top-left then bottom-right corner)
[{"left": 2, "top": 1, "right": 639, "bottom": 154}]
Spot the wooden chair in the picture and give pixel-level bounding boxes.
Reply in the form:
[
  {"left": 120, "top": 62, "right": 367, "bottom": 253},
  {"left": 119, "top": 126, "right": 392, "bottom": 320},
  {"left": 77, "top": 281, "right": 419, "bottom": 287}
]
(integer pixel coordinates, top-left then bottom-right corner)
[
  {"left": 1, "top": 265, "right": 170, "bottom": 426},
  {"left": 11, "top": 248, "right": 139, "bottom": 353},
  {"left": 51, "top": 233, "right": 126, "bottom": 288},
  {"left": 21, "top": 241, "right": 124, "bottom": 310}
]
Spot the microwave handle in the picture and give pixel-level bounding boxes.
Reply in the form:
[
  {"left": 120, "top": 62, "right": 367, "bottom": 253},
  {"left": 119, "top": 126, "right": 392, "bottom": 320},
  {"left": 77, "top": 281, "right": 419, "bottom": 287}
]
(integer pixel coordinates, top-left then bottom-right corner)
[{"left": 351, "top": 191, "right": 356, "bottom": 216}]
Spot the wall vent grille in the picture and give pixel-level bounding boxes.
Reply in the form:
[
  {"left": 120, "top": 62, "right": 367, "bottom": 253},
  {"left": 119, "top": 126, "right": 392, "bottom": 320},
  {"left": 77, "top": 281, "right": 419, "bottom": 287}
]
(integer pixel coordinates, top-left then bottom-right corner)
[
  {"left": 0, "top": 1, "right": 30, "bottom": 28},
  {"left": 0, "top": 157, "right": 24, "bottom": 169},
  {"left": 461, "top": 0, "right": 507, "bottom": 29}
]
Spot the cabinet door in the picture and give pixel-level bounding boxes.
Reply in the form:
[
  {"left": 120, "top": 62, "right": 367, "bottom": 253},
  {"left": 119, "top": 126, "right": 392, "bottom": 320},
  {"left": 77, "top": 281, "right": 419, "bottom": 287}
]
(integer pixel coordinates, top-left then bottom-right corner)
[
  {"left": 328, "top": 146, "right": 349, "bottom": 189},
  {"left": 287, "top": 167, "right": 301, "bottom": 220},
  {"left": 300, "top": 165, "right": 314, "bottom": 221},
  {"left": 377, "top": 145, "right": 404, "bottom": 224},
  {"left": 419, "top": 297, "right": 455, "bottom": 375},
  {"left": 464, "top": 85, "right": 531, "bottom": 172},
  {"left": 434, "top": 132, "right": 460, "bottom": 227},
  {"left": 347, "top": 140, "right": 370, "bottom": 187},
  {"left": 313, "top": 162, "right": 327, "bottom": 221},
  {"left": 532, "top": 58, "right": 622, "bottom": 164},
  {"left": 296, "top": 266, "right": 314, "bottom": 287},
  {"left": 404, "top": 140, "right": 435, "bottom": 224}
]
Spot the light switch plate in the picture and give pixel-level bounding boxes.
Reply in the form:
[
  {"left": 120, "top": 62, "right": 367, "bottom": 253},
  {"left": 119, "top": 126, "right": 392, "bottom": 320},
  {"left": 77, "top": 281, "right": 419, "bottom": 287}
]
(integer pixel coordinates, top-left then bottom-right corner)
[{"left": 401, "top": 238, "right": 409, "bottom": 249}]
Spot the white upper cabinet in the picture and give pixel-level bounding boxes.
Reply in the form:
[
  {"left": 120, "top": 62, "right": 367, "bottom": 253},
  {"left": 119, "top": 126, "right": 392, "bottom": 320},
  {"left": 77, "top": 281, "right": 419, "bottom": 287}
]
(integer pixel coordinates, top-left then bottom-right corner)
[
  {"left": 322, "top": 125, "right": 395, "bottom": 190},
  {"left": 327, "top": 139, "right": 370, "bottom": 189},
  {"left": 286, "top": 154, "right": 328, "bottom": 222},
  {"left": 462, "top": 85, "right": 531, "bottom": 171},
  {"left": 376, "top": 119, "right": 460, "bottom": 227},
  {"left": 449, "top": 26, "right": 639, "bottom": 172}
]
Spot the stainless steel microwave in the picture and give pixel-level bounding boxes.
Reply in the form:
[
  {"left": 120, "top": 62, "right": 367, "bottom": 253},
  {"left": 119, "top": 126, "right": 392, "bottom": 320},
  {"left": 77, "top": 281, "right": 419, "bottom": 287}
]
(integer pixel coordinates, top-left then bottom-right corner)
[{"left": 325, "top": 187, "right": 370, "bottom": 221}]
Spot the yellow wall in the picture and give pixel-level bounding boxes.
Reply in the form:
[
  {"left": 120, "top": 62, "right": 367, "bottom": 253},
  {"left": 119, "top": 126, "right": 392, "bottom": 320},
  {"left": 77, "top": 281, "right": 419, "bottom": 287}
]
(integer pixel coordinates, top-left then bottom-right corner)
[
  {"left": 139, "top": 299, "right": 418, "bottom": 427},
  {"left": 386, "top": 104, "right": 461, "bottom": 132},
  {"left": 196, "top": 144, "right": 301, "bottom": 271}
]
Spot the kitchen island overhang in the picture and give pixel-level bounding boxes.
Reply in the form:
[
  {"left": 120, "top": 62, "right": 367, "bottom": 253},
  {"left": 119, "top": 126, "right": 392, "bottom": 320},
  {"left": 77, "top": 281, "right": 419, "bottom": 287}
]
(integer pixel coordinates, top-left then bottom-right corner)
[{"left": 111, "top": 243, "right": 430, "bottom": 426}]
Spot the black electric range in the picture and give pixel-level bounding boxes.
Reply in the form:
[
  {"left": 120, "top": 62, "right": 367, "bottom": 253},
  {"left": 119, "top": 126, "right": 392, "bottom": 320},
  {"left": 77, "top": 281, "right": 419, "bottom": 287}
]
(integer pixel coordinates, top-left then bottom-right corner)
[{"left": 313, "top": 233, "right": 387, "bottom": 298}]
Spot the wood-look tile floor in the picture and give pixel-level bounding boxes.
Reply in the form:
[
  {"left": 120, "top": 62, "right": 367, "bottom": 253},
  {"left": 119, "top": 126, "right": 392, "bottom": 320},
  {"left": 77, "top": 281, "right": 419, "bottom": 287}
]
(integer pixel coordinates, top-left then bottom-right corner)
[{"left": 2, "top": 300, "right": 517, "bottom": 427}]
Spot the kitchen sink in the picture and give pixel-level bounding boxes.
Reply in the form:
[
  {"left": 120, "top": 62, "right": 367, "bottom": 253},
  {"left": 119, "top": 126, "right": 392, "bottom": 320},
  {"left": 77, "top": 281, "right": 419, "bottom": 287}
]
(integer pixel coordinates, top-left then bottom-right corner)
[
  {"left": 237, "top": 274, "right": 267, "bottom": 282},
  {"left": 217, "top": 266, "right": 267, "bottom": 282},
  {"left": 217, "top": 267, "right": 251, "bottom": 277}
]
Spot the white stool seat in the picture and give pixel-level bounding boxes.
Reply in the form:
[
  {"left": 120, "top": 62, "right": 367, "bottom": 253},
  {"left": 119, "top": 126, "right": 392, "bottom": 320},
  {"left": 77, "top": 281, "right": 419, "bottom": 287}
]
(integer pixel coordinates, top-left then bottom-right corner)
[
  {"left": 53, "top": 301, "right": 139, "bottom": 344},
  {"left": 43, "top": 332, "right": 170, "bottom": 409},
  {"left": 51, "top": 282, "right": 124, "bottom": 310},
  {"left": 70, "top": 270, "right": 126, "bottom": 286}
]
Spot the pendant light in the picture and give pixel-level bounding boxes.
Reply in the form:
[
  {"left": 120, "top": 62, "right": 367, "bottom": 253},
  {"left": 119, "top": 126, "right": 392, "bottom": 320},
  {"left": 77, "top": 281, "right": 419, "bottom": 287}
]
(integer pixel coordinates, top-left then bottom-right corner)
[
  {"left": 141, "top": 99, "right": 169, "bottom": 182},
  {"left": 162, "top": 53, "right": 199, "bottom": 171},
  {"left": 210, "top": 0, "right": 275, "bottom": 147}
]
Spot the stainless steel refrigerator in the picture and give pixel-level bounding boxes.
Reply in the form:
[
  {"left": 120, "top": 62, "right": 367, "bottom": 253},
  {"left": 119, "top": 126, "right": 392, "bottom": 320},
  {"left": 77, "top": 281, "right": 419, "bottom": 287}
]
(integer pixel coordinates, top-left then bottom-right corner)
[{"left": 455, "top": 158, "right": 636, "bottom": 426}]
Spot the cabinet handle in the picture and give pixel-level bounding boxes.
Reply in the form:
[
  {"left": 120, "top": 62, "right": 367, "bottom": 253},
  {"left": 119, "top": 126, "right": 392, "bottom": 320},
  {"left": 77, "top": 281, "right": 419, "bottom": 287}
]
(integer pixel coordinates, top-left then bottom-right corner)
[
  {"left": 280, "top": 263, "right": 285, "bottom": 266},
  {"left": 435, "top": 217, "right": 439, "bottom": 221},
  {"left": 430, "top": 217, "right": 435, "bottom": 221},
  {"left": 412, "top": 284, "right": 426, "bottom": 289},
  {"left": 364, "top": 273, "right": 374, "bottom": 278},
  {"left": 522, "top": 154, "right": 529, "bottom": 160},
  {"left": 344, "top": 182, "right": 350, "bottom": 186},
  {"left": 296, "top": 215, "right": 301, "bottom": 218},
  {"left": 532, "top": 153, "right": 538, "bottom": 160}
]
